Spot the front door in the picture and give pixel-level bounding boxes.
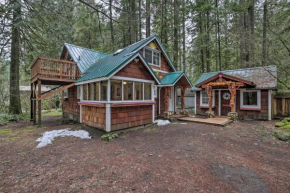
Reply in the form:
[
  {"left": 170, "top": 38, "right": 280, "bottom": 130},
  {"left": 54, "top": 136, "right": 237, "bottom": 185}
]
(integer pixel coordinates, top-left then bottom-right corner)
[
  {"left": 169, "top": 87, "right": 175, "bottom": 111},
  {"left": 221, "top": 90, "right": 231, "bottom": 116}
]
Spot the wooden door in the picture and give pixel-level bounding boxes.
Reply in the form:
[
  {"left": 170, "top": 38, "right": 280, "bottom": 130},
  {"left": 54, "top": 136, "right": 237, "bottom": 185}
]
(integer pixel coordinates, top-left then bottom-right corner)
[{"left": 221, "top": 90, "right": 232, "bottom": 116}]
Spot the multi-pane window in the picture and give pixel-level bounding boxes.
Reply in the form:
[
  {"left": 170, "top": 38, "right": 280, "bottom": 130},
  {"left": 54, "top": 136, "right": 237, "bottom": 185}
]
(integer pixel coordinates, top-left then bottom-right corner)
[
  {"left": 94, "top": 82, "right": 100, "bottom": 101},
  {"left": 200, "top": 91, "right": 215, "bottom": 106},
  {"left": 83, "top": 84, "right": 88, "bottom": 100},
  {"left": 144, "top": 83, "right": 151, "bottom": 100},
  {"left": 100, "top": 81, "right": 108, "bottom": 101},
  {"left": 144, "top": 47, "right": 160, "bottom": 66},
  {"left": 123, "top": 81, "right": 133, "bottom": 100},
  {"left": 111, "top": 80, "right": 122, "bottom": 101},
  {"left": 135, "top": 82, "right": 143, "bottom": 100}
]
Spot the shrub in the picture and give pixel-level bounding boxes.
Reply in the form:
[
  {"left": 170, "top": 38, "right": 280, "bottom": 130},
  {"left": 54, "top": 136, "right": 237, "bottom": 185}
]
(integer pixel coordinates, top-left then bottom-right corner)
[
  {"left": 283, "top": 124, "right": 290, "bottom": 130},
  {"left": 275, "top": 122, "right": 285, "bottom": 127},
  {"left": 273, "top": 130, "right": 290, "bottom": 141},
  {"left": 0, "top": 114, "right": 28, "bottom": 126},
  {"left": 100, "top": 133, "right": 119, "bottom": 141}
]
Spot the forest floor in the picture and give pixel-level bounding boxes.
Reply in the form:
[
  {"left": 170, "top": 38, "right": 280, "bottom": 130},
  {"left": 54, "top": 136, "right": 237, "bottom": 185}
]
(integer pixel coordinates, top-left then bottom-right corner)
[{"left": 0, "top": 115, "right": 289, "bottom": 193}]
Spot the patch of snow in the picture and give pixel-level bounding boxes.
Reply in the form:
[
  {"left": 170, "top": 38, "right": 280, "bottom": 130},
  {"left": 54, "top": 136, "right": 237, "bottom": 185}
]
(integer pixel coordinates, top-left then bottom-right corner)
[
  {"left": 154, "top": 119, "right": 170, "bottom": 126},
  {"left": 36, "top": 128, "right": 91, "bottom": 148}
]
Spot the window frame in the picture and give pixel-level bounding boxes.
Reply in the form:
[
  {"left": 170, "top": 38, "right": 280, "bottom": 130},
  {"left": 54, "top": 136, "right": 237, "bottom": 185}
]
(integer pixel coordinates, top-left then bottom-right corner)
[
  {"left": 240, "top": 89, "right": 261, "bottom": 110},
  {"left": 200, "top": 90, "right": 215, "bottom": 107},
  {"left": 144, "top": 46, "right": 161, "bottom": 67}
]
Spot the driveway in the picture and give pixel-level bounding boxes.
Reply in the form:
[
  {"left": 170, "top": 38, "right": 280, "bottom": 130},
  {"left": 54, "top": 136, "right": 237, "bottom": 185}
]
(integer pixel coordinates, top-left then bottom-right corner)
[{"left": 0, "top": 116, "right": 289, "bottom": 192}]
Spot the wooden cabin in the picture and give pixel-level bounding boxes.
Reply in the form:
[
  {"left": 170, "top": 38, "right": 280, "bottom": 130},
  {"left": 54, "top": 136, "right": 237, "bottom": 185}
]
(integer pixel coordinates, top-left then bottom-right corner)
[
  {"left": 30, "top": 35, "right": 192, "bottom": 131},
  {"left": 192, "top": 66, "right": 277, "bottom": 120}
]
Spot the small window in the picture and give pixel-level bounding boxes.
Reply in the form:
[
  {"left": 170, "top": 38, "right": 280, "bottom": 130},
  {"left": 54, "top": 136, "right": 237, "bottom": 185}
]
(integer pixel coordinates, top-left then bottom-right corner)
[
  {"left": 200, "top": 91, "right": 215, "bottom": 106},
  {"left": 135, "top": 82, "right": 143, "bottom": 100},
  {"left": 63, "top": 89, "right": 68, "bottom": 99},
  {"left": 77, "top": 86, "right": 80, "bottom": 99},
  {"left": 88, "top": 83, "right": 94, "bottom": 100},
  {"left": 240, "top": 90, "right": 261, "bottom": 109},
  {"left": 94, "top": 82, "right": 100, "bottom": 101},
  {"left": 100, "top": 81, "right": 108, "bottom": 101},
  {"left": 123, "top": 81, "right": 133, "bottom": 100},
  {"left": 111, "top": 80, "right": 122, "bottom": 101},
  {"left": 144, "top": 83, "right": 152, "bottom": 100},
  {"left": 83, "top": 84, "right": 88, "bottom": 100},
  {"left": 144, "top": 47, "right": 160, "bottom": 66}
]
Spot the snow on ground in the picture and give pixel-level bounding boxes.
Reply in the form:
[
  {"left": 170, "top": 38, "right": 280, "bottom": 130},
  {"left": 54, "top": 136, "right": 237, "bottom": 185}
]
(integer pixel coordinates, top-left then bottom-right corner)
[
  {"left": 36, "top": 129, "right": 91, "bottom": 148},
  {"left": 154, "top": 119, "right": 170, "bottom": 126}
]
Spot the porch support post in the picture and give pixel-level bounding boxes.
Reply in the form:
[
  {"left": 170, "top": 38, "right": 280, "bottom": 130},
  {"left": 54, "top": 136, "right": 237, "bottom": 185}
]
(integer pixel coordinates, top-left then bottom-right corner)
[
  {"left": 33, "top": 83, "right": 36, "bottom": 124},
  {"left": 205, "top": 84, "right": 215, "bottom": 118},
  {"left": 181, "top": 86, "right": 185, "bottom": 109},
  {"left": 164, "top": 87, "right": 170, "bottom": 111},
  {"left": 227, "top": 82, "right": 238, "bottom": 120},
  {"left": 30, "top": 83, "right": 33, "bottom": 121}
]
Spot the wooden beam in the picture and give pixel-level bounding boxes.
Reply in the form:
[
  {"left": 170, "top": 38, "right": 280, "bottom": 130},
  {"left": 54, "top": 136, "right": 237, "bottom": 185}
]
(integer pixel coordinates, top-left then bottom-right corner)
[
  {"left": 37, "top": 83, "right": 75, "bottom": 101},
  {"left": 38, "top": 80, "right": 41, "bottom": 125}
]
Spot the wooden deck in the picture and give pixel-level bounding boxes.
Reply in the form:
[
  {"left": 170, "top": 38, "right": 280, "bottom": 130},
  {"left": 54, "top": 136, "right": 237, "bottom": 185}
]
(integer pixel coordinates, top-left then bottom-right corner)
[
  {"left": 31, "top": 56, "right": 80, "bottom": 85},
  {"left": 177, "top": 116, "right": 232, "bottom": 126}
]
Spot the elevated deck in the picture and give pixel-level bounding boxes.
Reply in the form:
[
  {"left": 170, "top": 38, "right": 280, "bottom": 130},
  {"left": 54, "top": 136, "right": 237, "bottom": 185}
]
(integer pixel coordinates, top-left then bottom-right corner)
[{"left": 31, "top": 56, "right": 80, "bottom": 85}]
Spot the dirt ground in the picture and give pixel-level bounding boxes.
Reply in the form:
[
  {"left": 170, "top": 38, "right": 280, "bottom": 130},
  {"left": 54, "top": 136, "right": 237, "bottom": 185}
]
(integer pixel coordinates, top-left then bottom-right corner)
[{"left": 0, "top": 116, "right": 289, "bottom": 193}]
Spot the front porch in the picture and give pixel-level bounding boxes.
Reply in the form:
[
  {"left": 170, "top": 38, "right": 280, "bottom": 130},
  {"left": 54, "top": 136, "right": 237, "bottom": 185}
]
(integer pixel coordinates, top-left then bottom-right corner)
[{"left": 177, "top": 116, "right": 232, "bottom": 126}]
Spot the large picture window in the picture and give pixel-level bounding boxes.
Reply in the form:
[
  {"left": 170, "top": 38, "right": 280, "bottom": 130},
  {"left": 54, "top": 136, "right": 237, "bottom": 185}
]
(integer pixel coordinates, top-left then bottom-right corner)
[
  {"left": 144, "top": 47, "right": 160, "bottom": 66},
  {"left": 144, "top": 83, "right": 151, "bottom": 100},
  {"left": 100, "top": 81, "right": 108, "bottom": 101},
  {"left": 94, "top": 82, "right": 100, "bottom": 101},
  {"left": 135, "top": 82, "right": 143, "bottom": 100},
  {"left": 200, "top": 91, "right": 215, "bottom": 107},
  {"left": 240, "top": 90, "right": 261, "bottom": 109},
  {"left": 123, "top": 81, "right": 133, "bottom": 100},
  {"left": 111, "top": 80, "right": 122, "bottom": 101},
  {"left": 83, "top": 84, "right": 88, "bottom": 100}
]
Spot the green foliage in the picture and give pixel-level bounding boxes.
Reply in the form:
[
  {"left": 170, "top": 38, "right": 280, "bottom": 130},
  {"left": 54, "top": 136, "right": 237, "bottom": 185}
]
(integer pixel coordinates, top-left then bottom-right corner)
[
  {"left": 0, "top": 114, "right": 29, "bottom": 126},
  {"left": 100, "top": 133, "right": 119, "bottom": 141},
  {"left": 282, "top": 124, "right": 290, "bottom": 130},
  {"left": 275, "top": 122, "right": 285, "bottom": 127},
  {"left": 273, "top": 130, "right": 290, "bottom": 141}
]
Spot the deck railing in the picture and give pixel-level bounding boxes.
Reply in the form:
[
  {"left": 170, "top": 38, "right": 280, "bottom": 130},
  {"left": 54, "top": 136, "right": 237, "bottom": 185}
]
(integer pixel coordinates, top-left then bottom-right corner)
[{"left": 31, "top": 56, "right": 80, "bottom": 81}]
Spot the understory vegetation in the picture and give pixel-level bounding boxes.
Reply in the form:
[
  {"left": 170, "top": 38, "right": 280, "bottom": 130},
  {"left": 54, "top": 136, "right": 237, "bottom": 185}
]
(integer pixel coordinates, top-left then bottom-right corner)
[{"left": 273, "top": 117, "right": 290, "bottom": 141}]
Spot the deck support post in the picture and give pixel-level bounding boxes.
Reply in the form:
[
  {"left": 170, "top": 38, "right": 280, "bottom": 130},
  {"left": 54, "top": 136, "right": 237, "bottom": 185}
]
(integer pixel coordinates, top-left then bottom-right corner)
[
  {"left": 38, "top": 79, "right": 41, "bottom": 125},
  {"left": 33, "top": 83, "right": 37, "bottom": 124},
  {"left": 30, "top": 84, "right": 33, "bottom": 121}
]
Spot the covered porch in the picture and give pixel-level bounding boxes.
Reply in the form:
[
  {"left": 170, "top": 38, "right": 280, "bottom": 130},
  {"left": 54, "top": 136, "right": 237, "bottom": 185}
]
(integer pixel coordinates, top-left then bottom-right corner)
[{"left": 157, "top": 71, "right": 193, "bottom": 118}]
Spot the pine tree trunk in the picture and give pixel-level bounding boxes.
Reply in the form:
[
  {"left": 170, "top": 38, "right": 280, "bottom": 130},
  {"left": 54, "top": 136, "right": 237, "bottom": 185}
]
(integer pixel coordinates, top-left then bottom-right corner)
[
  {"left": 199, "top": 13, "right": 205, "bottom": 73},
  {"left": 205, "top": 9, "right": 211, "bottom": 72},
  {"left": 182, "top": 0, "right": 186, "bottom": 72},
  {"left": 146, "top": 0, "right": 150, "bottom": 37},
  {"left": 9, "top": 0, "right": 22, "bottom": 114},
  {"left": 173, "top": 0, "right": 178, "bottom": 68},
  {"left": 130, "top": 0, "right": 136, "bottom": 43},
  {"left": 247, "top": 0, "right": 255, "bottom": 66},
  {"left": 109, "top": 0, "right": 115, "bottom": 51},
  {"left": 139, "top": 0, "right": 142, "bottom": 40},
  {"left": 239, "top": 0, "right": 246, "bottom": 67},
  {"left": 224, "top": 0, "right": 229, "bottom": 69},
  {"left": 262, "top": 0, "right": 267, "bottom": 66},
  {"left": 216, "top": 0, "right": 221, "bottom": 71}
]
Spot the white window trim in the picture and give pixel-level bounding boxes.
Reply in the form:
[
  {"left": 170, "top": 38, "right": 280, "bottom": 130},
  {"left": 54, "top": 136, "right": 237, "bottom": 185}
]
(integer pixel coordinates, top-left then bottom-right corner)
[
  {"left": 200, "top": 90, "right": 215, "bottom": 107},
  {"left": 80, "top": 79, "right": 154, "bottom": 103},
  {"left": 63, "top": 89, "right": 68, "bottom": 99},
  {"left": 240, "top": 89, "right": 261, "bottom": 109},
  {"left": 154, "top": 85, "right": 157, "bottom": 98},
  {"left": 144, "top": 46, "right": 161, "bottom": 67}
]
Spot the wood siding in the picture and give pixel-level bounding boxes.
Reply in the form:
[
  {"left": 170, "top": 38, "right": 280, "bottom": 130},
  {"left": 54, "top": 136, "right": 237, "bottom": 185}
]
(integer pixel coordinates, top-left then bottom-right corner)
[
  {"left": 63, "top": 86, "right": 79, "bottom": 116},
  {"left": 81, "top": 106, "right": 106, "bottom": 130},
  {"left": 196, "top": 90, "right": 270, "bottom": 120},
  {"left": 115, "top": 58, "right": 156, "bottom": 81},
  {"left": 111, "top": 105, "right": 152, "bottom": 131}
]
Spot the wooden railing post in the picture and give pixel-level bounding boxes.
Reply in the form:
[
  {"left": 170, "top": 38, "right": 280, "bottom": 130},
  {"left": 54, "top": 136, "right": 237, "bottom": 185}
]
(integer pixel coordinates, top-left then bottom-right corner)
[{"left": 60, "top": 61, "right": 63, "bottom": 79}]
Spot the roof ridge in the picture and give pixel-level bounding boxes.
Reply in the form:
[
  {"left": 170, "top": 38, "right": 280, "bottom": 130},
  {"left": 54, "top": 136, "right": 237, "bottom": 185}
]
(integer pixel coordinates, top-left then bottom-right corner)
[
  {"left": 64, "top": 43, "right": 109, "bottom": 55},
  {"left": 201, "top": 65, "right": 276, "bottom": 75}
]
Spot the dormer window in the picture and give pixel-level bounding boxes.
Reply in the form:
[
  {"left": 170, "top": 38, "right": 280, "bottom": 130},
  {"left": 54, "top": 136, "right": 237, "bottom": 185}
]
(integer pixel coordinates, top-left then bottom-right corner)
[{"left": 144, "top": 47, "right": 160, "bottom": 67}]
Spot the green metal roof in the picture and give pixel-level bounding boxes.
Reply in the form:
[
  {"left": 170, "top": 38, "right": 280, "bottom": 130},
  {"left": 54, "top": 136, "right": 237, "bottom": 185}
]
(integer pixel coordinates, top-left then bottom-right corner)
[
  {"left": 160, "top": 71, "right": 193, "bottom": 87},
  {"left": 76, "top": 35, "right": 158, "bottom": 83},
  {"left": 64, "top": 43, "right": 109, "bottom": 74}
]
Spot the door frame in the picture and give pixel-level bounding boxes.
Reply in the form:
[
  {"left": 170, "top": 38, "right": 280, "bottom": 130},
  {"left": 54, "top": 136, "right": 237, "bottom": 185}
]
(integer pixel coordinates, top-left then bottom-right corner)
[
  {"left": 215, "top": 89, "right": 237, "bottom": 117},
  {"left": 169, "top": 86, "right": 175, "bottom": 111}
]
